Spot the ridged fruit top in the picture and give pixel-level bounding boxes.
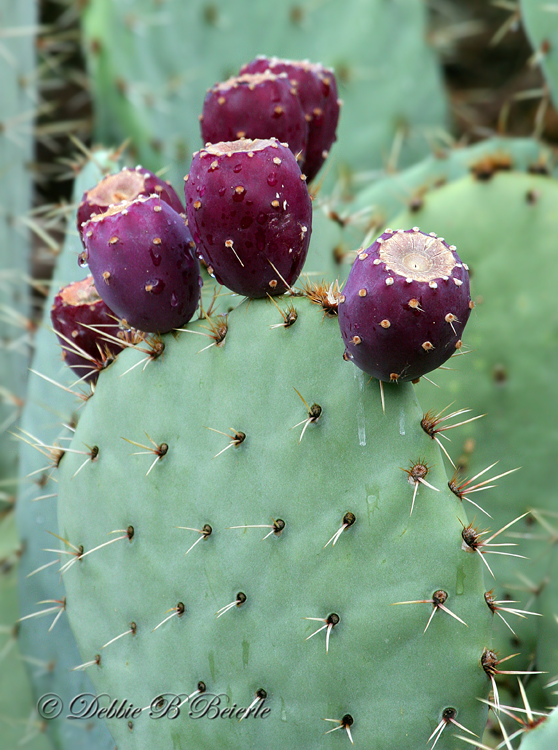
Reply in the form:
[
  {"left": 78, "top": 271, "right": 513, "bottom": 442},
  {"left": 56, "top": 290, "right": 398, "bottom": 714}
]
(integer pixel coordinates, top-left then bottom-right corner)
[
  {"left": 81, "top": 196, "right": 201, "bottom": 333},
  {"left": 200, "top": 72, "right": 308, "bottom": 162},
  {"left": 77, "top": 165, "right": 184, "bottom": 239},
  {"left": 239, "top": 56, "right": 340, "bottom": 182},
  {"left": 184, "top": 138, "right": 312, "bottom": 297},
  {"left": 338, "top": 227, "right": 472, "bottom": 382}
]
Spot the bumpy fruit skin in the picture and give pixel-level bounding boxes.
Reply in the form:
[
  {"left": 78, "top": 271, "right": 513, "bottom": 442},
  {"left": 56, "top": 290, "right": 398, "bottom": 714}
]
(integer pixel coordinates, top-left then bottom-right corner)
[
  {"left": 200, "top": 72, "right": 308, "bottom": 162},
  {"left": 240, "top": 56, "right": 340, "bottom": 182},
  {"left": 77, "top": 165, "right": 184, "bottom": 239},
  {"left": 82, "top": 196, "right": 201, "bottom": 333},
  {"left": 50, "top": 276, "right": 125, "bottom": 382},
  {"left": 185, "top": 138, "right": 312, "bottom": 297},
  {"left": 338, "top": 228, "right": 471, "bottom": 382}
]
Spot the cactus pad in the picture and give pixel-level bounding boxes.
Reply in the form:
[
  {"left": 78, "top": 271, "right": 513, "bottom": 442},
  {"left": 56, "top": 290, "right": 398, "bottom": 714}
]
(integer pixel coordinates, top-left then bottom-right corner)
[{"left": 57, "top": 292, "right": 491, "bottom": 749}]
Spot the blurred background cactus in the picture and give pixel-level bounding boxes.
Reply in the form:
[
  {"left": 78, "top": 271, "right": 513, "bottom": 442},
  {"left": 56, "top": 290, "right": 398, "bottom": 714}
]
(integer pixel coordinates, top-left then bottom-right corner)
[{"left": 3, "top": 0, "right": 558, "bottom": 748}]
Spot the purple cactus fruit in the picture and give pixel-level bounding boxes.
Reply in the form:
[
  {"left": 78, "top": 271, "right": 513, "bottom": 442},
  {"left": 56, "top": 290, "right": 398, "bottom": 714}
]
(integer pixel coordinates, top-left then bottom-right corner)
[
  {"left": 77, "top": 165, "right": 184, "bottom": 242},
  {"left": 50, "top": 276, "right": 125, "bottom": 382},
  {"left": 338, "top": 227, "right": 472, "bottom": 383},
  {"left": 200, "top": 72, "right": 308, "bottom": 163},
  {"left": 184, "top": 138, "right": 312, "bottom": 298},
  {"left": 81, "top": 196, "right": 202, "bottom": 333},
  {"left": 239, "top": 56, "right": 340, "bottom": 182}
]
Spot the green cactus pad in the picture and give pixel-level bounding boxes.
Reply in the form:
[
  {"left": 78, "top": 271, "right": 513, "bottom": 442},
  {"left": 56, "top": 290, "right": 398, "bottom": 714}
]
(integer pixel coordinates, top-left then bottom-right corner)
[
  {"left": 389, "top": 171, "right": 558, "bottom": 695},
  {"left": 346, "top": 136, "right": 555, "bottom": 240},
  {"left": 518, "top": 703, "right": 558, "bottom": 749},
  {"left": 534, "top": 544, "right": 558, "bottom": 705},
  {"left": 57, "top": 293, "right": 492, "bottom": 749},
  {"left": 520, "top": 0, "right": 558, "bottom": 111},
  {"left": 15, "top": 152, "right": 119, "bottom": 750},
  {"left": 82, "top": 0, "right": 447, "bottom": 189},
  {"left": 0, "top": 0, "right": 36, "bottom": 505},
  {"left": 0, "top": 510, "right": 54, "bottom": 750}
]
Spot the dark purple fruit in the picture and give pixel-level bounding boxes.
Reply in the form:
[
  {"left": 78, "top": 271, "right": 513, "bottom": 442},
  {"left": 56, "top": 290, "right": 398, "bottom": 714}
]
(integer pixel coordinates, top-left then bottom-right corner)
[
  {"left": 338, "top": 227, "right": 472, "bottom": 383},
  {"left": 200, "top": 72, "right": 308, "bottom": 163},
  {"left": 50, "top": 276, "right": 125, "bottom": 382},
  {"left": 239, "top": 56, "right": 340, "bottom": 182},
  {"left": 184, "top": 138, "right": 312, "bottom": 298},
  {"left": 82, "top": 196, "right": 201, "bottom": 333},
  {"left": 77, "top": 165, "right": 184, "bottom": 242}
]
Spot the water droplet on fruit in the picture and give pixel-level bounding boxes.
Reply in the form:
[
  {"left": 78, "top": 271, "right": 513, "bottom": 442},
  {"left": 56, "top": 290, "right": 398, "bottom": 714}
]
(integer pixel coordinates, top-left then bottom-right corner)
[
  {"left": 170, "top": 293, "right": 178, "bottom": 307},
  {"left": 146, "top": 279, "right": 165, "bottom": 295},
  {"left": 233, "top": 164, "right": 242, "bottom": 173},
  {"left": 267, "top": 173, "right": 277, "bottom": 186},
  {"left": 78, "top": 252, "right": 88, "bottom": 268},
  {"left": 218, "top": 187, "right": 226, "bottom": 197},
  {"left": 150, "top": 249, "right": 162, "bottom": 266}
]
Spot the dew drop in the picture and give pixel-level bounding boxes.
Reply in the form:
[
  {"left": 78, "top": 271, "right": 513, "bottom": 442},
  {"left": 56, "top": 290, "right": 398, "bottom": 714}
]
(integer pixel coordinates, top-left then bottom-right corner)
[
  {"left": 150, "top": 249, "right": 162, "bottom": 266},
  {"left": 218, "top": 187, "right": 226, "bottom": 197},
  {"left": 399, "top": 410, "right": 406, "bottom": 436},
  {"left": 170, "top": 293, "right": 178, "bottom": 307},
  {"left": 78, "top": 252, "right": 89, "bottom": 268},
  {"left": 146, "top": 279, "right": 165, "bottom": 295},
  {"left": 456, "top": 564, "right": 465, "bottom": 595},
  {"left": 233, "top": 164, "right": 242, "bottom": 173},
  {"left": 267, "top": 172, "right": 278, "bottom": 187}
]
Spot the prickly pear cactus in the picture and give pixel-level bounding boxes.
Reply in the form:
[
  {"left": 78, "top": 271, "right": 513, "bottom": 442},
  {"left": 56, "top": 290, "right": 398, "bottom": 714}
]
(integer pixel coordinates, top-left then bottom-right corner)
[
  {"left": 0, "top": 509, "right": 53, "bottom": 750},
  {"left": 534, "top": 542, "right": 558, "bottom": 705},
  {"left": 343, "top": 136, "right": 555, "bottom": 243},
  {"left": 520, "top": 0, "right": 558, "bottom": 110},
  {"left": 388, "top": 170, "right": 558, "bottom": 701},
  {"left": 81, "top": 0, "right": 447, "bottom": 188},
  {"left": 56, "top": 289, "right": 493, "bottom": 749},
  {"left": 15, "top": 153, "right": 118, "bottom": 750},
  {"left": 0, "top": 0, "right": 37, "bottom": 507},
  {"left": 518, "top": 704, "right": 558, "bottom": 749}
]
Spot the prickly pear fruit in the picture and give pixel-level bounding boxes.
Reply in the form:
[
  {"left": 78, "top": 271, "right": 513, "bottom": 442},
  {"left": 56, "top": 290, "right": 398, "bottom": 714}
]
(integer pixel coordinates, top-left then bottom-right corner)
[
  {"left": 77, "top": 165, "right": 184, "bottom": 237},
  {"left": 240, "top": 56, "right": 340, "bottom": 181},
  {"left": 82, "top": 196, "right": 201, "bottom": 333},
  {"left": 50, "top": 276, "right": 125, "bottom": 382},
  {"left": 184, "top": 138, "right": 312, "bottom": 297},
  {"left": 200, "top": 72, "right": 308, "bottom": 162},
  {"left": 338, "top": 227, "right": 472, "bottom": 382}
]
